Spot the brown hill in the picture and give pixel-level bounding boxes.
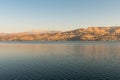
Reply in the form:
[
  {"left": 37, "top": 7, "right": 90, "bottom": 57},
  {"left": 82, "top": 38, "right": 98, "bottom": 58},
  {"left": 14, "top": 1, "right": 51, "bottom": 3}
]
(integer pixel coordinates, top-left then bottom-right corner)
[{"left": 0, "top": 27, "right": 120, "bottom": 41}]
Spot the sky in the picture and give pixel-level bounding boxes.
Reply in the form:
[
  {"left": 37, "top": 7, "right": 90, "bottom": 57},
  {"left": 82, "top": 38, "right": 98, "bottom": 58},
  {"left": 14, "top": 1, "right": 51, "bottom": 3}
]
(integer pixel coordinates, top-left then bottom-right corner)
[{"left": 0, "top": 0, "right": 120, "bottom": 32}]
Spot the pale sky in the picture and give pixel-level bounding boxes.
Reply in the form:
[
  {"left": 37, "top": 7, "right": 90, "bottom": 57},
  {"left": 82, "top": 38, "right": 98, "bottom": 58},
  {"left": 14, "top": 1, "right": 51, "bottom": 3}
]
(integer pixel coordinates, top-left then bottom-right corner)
[{"left": 0, "top": 0, "right": 120, "bottom": 32}]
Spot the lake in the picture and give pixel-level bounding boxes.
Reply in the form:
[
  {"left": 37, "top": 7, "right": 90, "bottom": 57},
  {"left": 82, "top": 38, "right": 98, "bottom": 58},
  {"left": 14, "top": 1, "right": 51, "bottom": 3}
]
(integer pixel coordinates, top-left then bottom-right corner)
[{"left": 0, "top": 41, "right": 120, "bottom": 80}]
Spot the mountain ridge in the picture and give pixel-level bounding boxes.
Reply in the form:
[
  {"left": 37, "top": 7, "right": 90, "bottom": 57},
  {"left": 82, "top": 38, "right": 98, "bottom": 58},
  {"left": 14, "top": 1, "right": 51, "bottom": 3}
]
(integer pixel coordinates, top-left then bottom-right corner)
[{"left": 1, "top": 26, "right": 120, "bottom": 41}]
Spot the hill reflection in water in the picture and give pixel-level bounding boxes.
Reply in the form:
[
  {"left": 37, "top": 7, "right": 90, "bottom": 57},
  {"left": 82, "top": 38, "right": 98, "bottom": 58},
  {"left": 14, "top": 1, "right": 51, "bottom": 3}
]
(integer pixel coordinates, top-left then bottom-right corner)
[{"left": 0, "top": 41, "right": 119, "bottom": 80}]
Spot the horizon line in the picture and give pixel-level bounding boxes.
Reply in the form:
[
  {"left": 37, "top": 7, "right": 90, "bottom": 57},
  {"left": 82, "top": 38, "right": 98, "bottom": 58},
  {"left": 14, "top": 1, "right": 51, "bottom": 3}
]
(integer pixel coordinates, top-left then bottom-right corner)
[{"left": 1, "top": 26, "right": 120, "bottom": 33}]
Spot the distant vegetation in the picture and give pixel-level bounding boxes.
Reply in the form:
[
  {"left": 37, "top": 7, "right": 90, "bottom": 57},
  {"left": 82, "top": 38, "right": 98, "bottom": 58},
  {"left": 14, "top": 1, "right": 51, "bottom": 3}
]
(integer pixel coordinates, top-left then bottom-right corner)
[{"left": 1, "top": 27, "right": 120, "bottom": 41}]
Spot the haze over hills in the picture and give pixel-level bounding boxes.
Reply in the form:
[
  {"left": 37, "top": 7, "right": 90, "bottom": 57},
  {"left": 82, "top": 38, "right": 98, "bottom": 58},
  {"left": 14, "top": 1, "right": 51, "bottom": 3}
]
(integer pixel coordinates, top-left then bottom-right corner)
[
  {"left": 28, "top": 29, "right": 61, "bottom": 34},
  {"left": 1, "top": 26, "right": 120, "bottom": 41}
]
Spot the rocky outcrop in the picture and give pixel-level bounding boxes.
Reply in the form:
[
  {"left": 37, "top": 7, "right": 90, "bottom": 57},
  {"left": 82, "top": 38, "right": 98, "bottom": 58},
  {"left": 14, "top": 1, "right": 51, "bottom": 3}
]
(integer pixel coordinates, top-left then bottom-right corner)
[{"left": 1, "top": 26, "right": 120, "bottom": 41}]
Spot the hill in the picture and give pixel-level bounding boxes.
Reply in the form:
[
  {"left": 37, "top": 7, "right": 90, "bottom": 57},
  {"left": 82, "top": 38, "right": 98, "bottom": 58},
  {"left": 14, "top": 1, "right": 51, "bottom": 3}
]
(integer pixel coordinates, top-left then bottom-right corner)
[{"left": 1, "top": 27, "right": 120, "bottom": 41}]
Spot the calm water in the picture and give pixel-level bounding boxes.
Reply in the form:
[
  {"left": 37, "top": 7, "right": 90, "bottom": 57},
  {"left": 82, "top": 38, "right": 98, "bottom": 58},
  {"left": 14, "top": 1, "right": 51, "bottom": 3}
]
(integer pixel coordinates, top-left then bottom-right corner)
[{"left": 0, "top": 41, "right": 120, "bottom": 80}]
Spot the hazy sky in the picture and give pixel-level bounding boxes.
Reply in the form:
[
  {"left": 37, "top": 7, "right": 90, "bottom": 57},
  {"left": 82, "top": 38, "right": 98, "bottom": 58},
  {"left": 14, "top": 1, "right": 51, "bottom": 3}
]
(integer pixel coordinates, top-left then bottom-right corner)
[{"left": 0, "top": 0, "right": 120, "bottom": 32}]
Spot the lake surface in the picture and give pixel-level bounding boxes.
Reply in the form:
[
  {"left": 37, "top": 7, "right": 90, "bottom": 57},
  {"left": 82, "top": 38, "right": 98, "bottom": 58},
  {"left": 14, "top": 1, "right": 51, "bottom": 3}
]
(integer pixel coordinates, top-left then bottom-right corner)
[{"left": 0, "top": 41, "right": 120, "bottom": 80}]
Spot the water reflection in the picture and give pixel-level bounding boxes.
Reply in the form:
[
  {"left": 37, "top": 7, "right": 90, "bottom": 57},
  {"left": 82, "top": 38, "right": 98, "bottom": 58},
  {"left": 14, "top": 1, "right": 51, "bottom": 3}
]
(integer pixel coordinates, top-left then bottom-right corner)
[
  {"left": 71, "top": 43, "right": 120, "bottom": 64},
  {"left": 0, "top": 42, "right": 120, "bottom": 62},
  {"left": 0, "top": 42, "right": 120, "bottom": 64},
  {"left": 0, "top": 42, "right": 119, "bottom": 80}
]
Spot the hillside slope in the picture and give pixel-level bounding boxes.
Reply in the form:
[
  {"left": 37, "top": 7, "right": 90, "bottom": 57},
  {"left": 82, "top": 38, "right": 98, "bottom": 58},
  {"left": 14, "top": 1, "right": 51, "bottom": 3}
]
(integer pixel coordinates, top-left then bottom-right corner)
[{"left": 1, "top": 27, "right": 120, "bottom": 41}]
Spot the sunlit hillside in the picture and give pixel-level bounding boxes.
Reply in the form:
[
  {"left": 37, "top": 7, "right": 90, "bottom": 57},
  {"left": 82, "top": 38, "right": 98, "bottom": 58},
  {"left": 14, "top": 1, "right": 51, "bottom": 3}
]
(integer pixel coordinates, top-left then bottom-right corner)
[{"left": 0, "top": 27, "right": 120, "bottom": 41}]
